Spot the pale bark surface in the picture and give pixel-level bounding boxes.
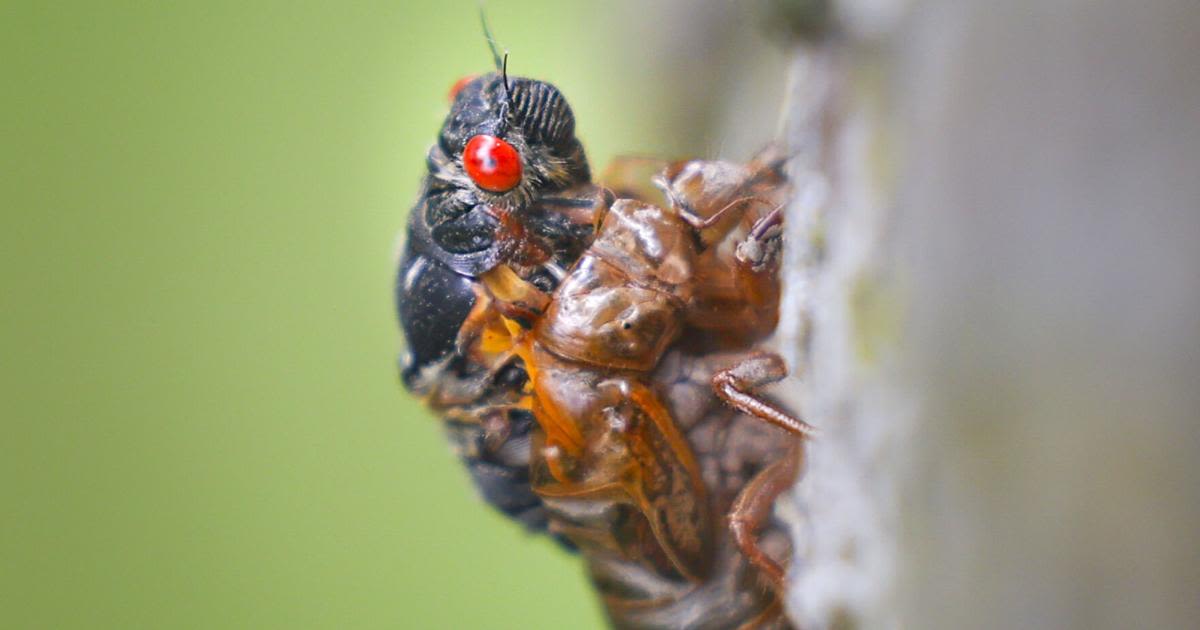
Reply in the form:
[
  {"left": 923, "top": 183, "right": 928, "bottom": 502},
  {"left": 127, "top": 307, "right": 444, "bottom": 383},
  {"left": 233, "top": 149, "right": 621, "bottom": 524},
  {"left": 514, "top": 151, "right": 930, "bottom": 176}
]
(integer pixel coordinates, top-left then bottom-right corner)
[{"left": 778, "top": 1, "right": 1200, "bottom": 629}]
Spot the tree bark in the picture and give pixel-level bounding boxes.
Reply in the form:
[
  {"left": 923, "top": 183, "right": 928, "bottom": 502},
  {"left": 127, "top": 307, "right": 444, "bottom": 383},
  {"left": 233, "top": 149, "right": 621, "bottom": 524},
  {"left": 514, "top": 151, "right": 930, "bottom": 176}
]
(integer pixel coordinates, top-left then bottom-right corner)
[{"left": 779, "top": 1, "right": 1200, "bottom": 628}]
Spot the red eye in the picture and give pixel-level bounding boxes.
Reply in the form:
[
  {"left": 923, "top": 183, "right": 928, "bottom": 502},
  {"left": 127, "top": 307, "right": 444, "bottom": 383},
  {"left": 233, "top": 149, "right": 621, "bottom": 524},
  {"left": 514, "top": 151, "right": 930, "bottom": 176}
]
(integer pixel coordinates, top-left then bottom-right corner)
[
  {"left": 447, "top": 75, "right": 476, "bottom": 102},
  {"left": 463, "top": 135, "right": 522, "bottom": 193}
]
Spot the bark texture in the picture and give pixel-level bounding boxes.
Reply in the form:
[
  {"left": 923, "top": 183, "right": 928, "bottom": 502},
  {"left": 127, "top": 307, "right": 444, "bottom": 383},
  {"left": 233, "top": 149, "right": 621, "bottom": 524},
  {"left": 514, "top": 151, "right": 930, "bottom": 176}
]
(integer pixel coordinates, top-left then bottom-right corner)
[{"left": 779, "top": 1, "right": 1200, "bottom": 628}]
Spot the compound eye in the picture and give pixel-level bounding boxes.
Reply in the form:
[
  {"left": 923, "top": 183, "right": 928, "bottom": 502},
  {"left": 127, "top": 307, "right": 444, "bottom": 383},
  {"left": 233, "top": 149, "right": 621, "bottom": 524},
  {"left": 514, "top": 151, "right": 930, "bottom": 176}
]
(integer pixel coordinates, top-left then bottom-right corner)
[
  {"left": 447, "top": 75, "right": 476, "bottom": 102},
  {"left": 463, "top": 134, "right": 522, "bottom": 193}
]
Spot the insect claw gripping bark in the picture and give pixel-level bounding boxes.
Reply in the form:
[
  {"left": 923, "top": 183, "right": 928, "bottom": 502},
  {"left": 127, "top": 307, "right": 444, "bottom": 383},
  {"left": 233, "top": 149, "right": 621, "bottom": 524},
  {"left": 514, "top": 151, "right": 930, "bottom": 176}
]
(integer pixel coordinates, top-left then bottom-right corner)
[
  {"left": 737, "top": 206, "right": 786, "bottom": 272},
  {"left": 396, "top": 54, "right": 809, "bottom": 626}
]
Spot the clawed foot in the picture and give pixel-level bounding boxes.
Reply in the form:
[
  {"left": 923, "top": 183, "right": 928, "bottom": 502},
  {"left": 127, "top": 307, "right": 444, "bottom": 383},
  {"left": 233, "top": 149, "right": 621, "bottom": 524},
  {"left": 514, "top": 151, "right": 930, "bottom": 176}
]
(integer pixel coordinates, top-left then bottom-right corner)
[{"left": 735, "top": 206, "right": 784, "bottom": 272}]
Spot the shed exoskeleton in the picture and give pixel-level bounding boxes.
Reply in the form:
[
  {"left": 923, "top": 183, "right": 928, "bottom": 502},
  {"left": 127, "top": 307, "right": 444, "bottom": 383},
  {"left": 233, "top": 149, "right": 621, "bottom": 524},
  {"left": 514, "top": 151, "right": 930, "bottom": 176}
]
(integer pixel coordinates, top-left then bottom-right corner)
[{"left": 480, "top": 151, "right": 816, "bottom": 629}]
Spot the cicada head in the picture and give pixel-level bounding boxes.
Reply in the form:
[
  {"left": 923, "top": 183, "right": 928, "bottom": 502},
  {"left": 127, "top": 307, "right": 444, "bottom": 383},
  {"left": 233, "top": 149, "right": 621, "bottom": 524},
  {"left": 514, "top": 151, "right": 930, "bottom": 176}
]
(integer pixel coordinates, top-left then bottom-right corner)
[{"left": 433, "top": 73, "right": 590, "bottom": 210}]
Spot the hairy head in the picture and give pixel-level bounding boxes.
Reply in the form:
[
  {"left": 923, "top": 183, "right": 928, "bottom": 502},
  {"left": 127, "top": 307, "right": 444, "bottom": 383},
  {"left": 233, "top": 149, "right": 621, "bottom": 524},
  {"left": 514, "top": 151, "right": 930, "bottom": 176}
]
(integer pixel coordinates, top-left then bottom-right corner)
[{"left": 431, "top": 73, "right": 589, "bottom": 211}]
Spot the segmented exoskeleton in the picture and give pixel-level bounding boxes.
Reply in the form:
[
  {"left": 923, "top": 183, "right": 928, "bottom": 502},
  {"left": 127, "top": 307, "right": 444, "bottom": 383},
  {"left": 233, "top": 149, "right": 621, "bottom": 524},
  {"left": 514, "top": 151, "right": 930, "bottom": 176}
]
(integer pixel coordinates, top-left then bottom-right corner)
[{"left": 479, "top": 152, "right": 815, "bottom": 629}]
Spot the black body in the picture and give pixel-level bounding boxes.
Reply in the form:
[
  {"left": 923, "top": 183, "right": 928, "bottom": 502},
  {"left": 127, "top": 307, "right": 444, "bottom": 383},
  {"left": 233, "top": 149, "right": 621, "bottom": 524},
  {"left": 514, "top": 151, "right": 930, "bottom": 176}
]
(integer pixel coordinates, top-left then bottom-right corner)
[{"left": 395, "top": 73, "right": 596, "bottom": 537}]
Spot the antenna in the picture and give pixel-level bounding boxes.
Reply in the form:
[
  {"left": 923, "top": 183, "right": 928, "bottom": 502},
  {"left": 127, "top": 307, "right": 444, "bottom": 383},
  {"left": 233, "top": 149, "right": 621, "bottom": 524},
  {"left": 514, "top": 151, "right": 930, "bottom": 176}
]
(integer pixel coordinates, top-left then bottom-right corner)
[
  {"left": 478, "top": 6, "right": 511, "bottom": 99},
  {"left": 479, "top": 7, "right": 505, "bottom": 72},
  {"left": 501, "top": 52, "right": 509, "bottom": 95}
]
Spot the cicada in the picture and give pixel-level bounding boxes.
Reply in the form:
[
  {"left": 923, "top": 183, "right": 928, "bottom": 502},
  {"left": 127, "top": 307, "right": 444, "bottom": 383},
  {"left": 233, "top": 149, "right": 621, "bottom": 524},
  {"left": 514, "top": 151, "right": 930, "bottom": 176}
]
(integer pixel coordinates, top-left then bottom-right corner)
[
  {"left": 395, "top": 51, "right": 812, "bottom": 629},
  {"left": 396, "top": 64, "right": 606, "bottom": 538}
]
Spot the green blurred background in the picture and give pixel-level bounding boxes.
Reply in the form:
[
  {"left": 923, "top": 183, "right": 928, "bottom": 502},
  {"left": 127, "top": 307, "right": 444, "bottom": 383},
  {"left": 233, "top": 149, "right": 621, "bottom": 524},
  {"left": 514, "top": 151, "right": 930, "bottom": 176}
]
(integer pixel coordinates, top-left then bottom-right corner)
[{"left": 1, "top": 2, "right": 784, "bottom": 627}]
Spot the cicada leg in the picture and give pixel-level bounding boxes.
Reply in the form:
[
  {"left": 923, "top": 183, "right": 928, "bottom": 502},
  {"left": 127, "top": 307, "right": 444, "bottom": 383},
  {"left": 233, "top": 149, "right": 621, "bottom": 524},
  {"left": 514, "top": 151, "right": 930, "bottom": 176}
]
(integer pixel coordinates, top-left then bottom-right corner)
[
  {"left": 728, "top": 442, "right": 802, "bottom": 589},
  {"left": 712, "top": 352, "right": 816, "bottom": 590},
  {"left": 711, "top": 352, "right": 818, "bottom": 438},
  {"left": 672, "top": 194, "right": 781, "bottom": 235},
  {"left": 478, "top": 265, "right": 552, "bottom": 330},
  {"left": 735, "top": 205, "right": 785, "bottom": 273}
]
